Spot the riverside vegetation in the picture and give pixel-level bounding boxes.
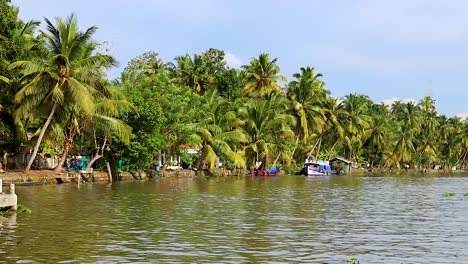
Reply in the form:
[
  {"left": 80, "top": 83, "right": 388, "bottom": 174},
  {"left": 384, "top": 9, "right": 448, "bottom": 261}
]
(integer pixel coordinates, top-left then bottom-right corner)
[{"left": 0, "top": 1, "right": 467, "bottom": 174}]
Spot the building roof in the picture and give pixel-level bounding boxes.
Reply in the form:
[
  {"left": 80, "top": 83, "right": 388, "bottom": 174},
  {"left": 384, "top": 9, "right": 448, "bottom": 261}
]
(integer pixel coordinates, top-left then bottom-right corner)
[{"left": 330, "top": 156, "right": 352, "bottom": 164}]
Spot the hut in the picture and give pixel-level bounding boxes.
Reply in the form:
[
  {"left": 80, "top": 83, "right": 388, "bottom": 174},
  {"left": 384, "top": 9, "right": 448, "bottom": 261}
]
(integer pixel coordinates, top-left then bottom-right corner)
[{"left": 330, "top": 156, "right": 352, "bottom": 174}]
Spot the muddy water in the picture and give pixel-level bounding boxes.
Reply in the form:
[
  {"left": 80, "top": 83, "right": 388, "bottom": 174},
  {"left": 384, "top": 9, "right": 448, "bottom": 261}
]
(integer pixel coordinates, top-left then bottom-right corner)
[{"left": 1, "top": 175, "right": 468, "bottom": 263}]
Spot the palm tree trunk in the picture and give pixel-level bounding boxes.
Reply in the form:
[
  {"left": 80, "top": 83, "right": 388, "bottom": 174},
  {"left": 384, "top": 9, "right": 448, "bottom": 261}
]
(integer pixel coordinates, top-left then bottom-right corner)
[
  {"left": 326, "top": 139, "right": 340, "bottom": 160},
  {"left": 273, "top": 153, "right": 281, "bottom": 166},
  {"left": 316, "top": 138, "right": 322, "bottom": 159},
  {"left": 54, "top": 142, "right": 71, "bottom": 172},
  {"left": 24, "top": 103, "right": 57, "bottom": 172},
  {"left": 306, "top": 136, "right": 322, "bottom": 160},
  {"left": 54, "top": 130, "right": 76, "bottom": 172},
  {"left": 455, "top": 148, "right": 467, "bottom": 168},
  {"left": 290, "top": 134, "right": 302, "bottom": 159}
]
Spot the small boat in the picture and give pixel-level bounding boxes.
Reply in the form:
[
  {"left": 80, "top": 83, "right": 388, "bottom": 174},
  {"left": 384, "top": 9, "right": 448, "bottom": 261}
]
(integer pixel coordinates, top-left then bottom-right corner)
[
  {"left": 303, "top": 159, "right": 332, "bottom": 176},
  {"left": 255, "top": 166, "right": 280, "bottom": 176}
]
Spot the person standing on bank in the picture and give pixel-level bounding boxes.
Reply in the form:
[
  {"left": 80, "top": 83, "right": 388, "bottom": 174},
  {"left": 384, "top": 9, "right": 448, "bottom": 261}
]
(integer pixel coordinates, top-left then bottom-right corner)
[{"left": 3, "top": 152, "right": 8, "bottom": 172}]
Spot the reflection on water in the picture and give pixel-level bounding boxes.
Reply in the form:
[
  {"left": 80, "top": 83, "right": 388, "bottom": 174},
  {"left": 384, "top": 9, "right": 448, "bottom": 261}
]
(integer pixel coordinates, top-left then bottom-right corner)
[{"left": 0, "top": 175, "right": 468, "bottom": 263}]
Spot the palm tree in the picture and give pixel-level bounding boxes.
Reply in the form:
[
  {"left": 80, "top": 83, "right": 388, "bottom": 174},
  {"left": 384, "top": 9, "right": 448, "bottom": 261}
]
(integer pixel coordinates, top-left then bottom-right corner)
[
  {"left": 241, "top": 53, "right": 286, "bottom": 97},
  {"left": 341, "top": 94, "right": 372, "bottom": 160},
  {"left": 363, "top": 108, "right": 389, "bottom": 167},
  {"left": 125, "top": 51, "right": 168, "bottom": 77},
  {"left": 172, "top": 54, "right": 213, "bottom": 93},
  {"left": 10, "top": 14, "right": 116, "bottom": 172},
  {"left": 84, "top": 88, "right": 132, "bottom": 169},
  {"left": 303, "top": 97, "right": 346, "bottom": 161},
  {"left": 191, "top": 90, "right": 247, "bottom": 169},
  {"left": 240, "top": 94, "right": 296, "bottom": 169},
  {"left": 49, "top": 85, "right": 132, "bottom": 172},
  {"left": 287, "top": 67, "right": 328, "bottom": 143},
  {"left": 459, "top": 121, "right": 468, "bottom": 168},
  {"left": 388, "top": 101, "right": 422, "bottom": 167},
  {"left": 415, "top": 96, "right": 439, "bottom": 167}
]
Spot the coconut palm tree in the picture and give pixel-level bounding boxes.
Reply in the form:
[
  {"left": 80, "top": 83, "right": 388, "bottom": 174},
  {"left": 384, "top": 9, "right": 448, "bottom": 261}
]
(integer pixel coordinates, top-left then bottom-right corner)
[
  {"left": 363, "top": 107, "right": 389, "bottom": 167},
  {"left": 240, "top": 94, "right": 296, "bottom": 169},
  {"left": 415, "top": 96, "right": 439, "bottom": 167},
  {"left": 341, "top": 94, "right": 372, "bottom": 160},
  {"left": 306, "top": 97, "right": 346, "bottom": 161},
  {"left": 172, "top": 54, "right": 213, "bottom": 93},
  {"left": 84, "top": 88, "right": 132, "bottom": 169},
  {"left": 241, "top": 53, "right": 286, "bottom": 97},
  {"left": 287, "top": 67, "right": 328, "bottom": 143},
  {"left": 388, "top": 101, "right": 422, "bottom": 167},
  {"left": 50, "top": 85, "right": 132, "bottom": 172},
  {"left": 10, "top": 14, "right": 116, "bottom": 172},
  {"left": 191, "top": 90, "right": 247, "bottom": 169},
  {"left": 125, "top": 51, "right": 168, "bottom": 77},
  {"left": 459, "top": 121, "right": 468, "bottom": 168}
]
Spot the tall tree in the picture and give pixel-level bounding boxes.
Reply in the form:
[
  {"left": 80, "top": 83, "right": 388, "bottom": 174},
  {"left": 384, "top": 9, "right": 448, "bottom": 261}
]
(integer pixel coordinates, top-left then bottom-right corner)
[
  {"left": 11, "top": 14, "right": 116, "bottom": 172},
  {"left": 241, "top": 53, "right": 286, "bottom": 97},
  {"left": 171, "top": 48, "right": 226, "bottom": 93},
  {"left": 287, "top": 66, "right": 328, "bottom": 143},
  {"left": 240, "top": 94, "right": 296, "bottom": 169},
  {"left": 124, "top": 51, "right": 168, "bottom": 77},
  {"left": 0, "top": 0, "right": 40, "bottom": 152},
  {"left": 191, "top": 90, "right": 247, "bottom": 169},
  {"left": 342, "top": 94, "right": 372, "bottom": 160},
  {"left": 388, "top": 101, "right": 422, "bottom": 166},
  {"left": 415, "top": 96, "right": 439, "bottom": 167}
]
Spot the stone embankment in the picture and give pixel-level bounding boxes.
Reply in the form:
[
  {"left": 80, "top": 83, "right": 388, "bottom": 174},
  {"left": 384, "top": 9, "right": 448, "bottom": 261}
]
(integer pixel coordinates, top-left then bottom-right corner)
[{"left": 0, "top": 168, "right": 241, "bottom": 185}]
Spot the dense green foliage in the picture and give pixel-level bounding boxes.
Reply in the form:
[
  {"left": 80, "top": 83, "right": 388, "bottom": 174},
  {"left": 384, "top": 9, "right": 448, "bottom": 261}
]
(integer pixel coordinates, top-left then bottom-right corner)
[{"left": 0, "top": 4, "right": 467, "bottom": 173}]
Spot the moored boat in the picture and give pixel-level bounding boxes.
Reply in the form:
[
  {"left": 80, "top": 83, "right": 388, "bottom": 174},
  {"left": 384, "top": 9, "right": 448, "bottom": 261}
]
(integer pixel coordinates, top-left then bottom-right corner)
[
  {"left": 303, "top": 159, "right": 332, "bottom": 176},
  {"left": 255, "top": 166, "right": 280, "bottom": 176}
]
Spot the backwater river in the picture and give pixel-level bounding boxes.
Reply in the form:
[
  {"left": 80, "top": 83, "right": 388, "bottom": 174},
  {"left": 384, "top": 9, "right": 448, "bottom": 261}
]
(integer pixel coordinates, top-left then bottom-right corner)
[{"left": 1, "top": 174, "right": 468, "bottom": 263}]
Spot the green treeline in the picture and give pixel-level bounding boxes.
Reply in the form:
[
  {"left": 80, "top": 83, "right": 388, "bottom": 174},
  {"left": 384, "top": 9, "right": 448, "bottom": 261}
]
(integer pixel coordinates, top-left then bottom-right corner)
[{"left": 0, "top": 3, "right": 467, "bottom": 172}]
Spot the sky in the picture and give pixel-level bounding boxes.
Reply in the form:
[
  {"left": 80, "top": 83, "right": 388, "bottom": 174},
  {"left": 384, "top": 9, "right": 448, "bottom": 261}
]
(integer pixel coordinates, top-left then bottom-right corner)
[{"left": 12, "top": 0, "right": 468, "bottom": 118}]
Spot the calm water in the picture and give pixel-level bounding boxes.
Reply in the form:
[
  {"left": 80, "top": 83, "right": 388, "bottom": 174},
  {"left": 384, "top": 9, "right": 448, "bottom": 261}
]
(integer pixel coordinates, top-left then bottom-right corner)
[{"left": 1, "top": 175, "right": 468, "bottom": 263}]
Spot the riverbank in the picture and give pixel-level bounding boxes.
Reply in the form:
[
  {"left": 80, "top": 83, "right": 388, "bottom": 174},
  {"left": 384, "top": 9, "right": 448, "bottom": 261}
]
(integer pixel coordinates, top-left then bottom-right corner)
[
  {"left": 0, "top": 168, "right": 239, "bottom": 185},
  {"left": 0, "top": 170, "right": 110, "bottom": 185},
  {"left": 1, "top": 168, "right": 466, "bottom": 185}
]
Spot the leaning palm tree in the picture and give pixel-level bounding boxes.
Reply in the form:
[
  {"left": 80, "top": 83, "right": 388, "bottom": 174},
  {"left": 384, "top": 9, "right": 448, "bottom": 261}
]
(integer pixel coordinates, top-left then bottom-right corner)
[
  {"left": 240, "top": 94, "right": 296, "bottom": 169},
  {"left": 191, "top": 90, "right": 247, "bottom": 169},
  {"left": 84, "top": 88, "right": 133, "bottom": 169},
  {"left": 50, "top": 85, "right": 132, "bottom": 172},
  {"left": 10, "top": 14, "right": 116, "bottom": 172},
  {"left": 241, "top": 53, "right": 286, "bottom": 97}
]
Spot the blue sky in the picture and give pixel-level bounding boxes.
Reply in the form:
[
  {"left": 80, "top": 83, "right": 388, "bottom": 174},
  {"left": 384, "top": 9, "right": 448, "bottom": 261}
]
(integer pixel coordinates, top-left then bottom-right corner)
[{"left": 12, "top": 0, "right": 468, "bottom": 118}]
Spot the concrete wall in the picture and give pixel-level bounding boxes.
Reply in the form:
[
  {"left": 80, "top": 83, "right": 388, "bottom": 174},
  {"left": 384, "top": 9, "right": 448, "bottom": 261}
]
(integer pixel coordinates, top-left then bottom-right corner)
[{"left": 0, "top": 183, "right": 17, "bottom": 211}]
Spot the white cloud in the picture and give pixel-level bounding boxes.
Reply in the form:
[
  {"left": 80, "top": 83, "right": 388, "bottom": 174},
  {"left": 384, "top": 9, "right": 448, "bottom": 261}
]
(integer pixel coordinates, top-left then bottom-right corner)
[
  {"left": 382, "top": 97, "right": 416, "bottom": 106},
  {"left": 456, "top": 113, "right": 468, "bottom": 121},
  {"left": 224, "top": 52, "right": 242, "bottom": 69}
]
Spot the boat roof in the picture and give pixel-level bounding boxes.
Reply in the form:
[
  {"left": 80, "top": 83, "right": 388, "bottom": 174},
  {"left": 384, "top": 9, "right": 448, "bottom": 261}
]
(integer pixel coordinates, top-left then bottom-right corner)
[{"left": 304, "top": 159, "right": 328, "bottom": 165}]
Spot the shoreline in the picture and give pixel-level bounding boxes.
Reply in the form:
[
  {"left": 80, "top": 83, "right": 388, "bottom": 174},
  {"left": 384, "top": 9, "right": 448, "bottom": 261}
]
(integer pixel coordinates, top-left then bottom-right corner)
[{"left": 0, "top": 168, "right": 467, "bottom": 186}]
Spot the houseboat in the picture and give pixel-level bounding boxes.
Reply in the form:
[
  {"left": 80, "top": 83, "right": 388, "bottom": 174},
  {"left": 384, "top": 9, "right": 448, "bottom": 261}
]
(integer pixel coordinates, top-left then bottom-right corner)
[{"left": 303, "top": 159, "right": 333, "bottom": 176}]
